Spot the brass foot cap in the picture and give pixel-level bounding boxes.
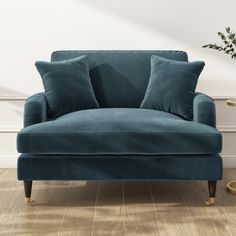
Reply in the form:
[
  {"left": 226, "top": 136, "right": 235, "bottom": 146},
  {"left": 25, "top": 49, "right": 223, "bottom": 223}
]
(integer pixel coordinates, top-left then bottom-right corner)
[
  {"left": 226, "top": 180, "right": 236, "bottom": 194},
  {"left": 25, "top": 197, "right": 36, "bottom": 206},
  {"left": 205, "top": 197, "right": 215, "bottom": 206}
]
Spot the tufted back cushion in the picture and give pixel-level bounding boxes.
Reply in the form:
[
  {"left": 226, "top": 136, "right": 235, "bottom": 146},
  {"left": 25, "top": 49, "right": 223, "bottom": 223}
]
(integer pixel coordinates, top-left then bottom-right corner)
[{"left": 51, "top": 50, "right": 188, "bottom": 108}]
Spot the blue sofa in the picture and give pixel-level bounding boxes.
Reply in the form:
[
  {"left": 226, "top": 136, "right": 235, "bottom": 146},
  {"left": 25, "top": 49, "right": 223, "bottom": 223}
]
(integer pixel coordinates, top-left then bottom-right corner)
[{"left": 17, "top": 50, "right": 222, "bottom": 205}]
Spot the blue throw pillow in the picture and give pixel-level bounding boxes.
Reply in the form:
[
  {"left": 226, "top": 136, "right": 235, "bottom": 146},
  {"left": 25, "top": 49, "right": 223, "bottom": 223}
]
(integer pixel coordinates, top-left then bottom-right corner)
[
  {"left": 140, "top": 55, "right": 205, "bottom": 120},
  {"left": 35, "top": 56, "right": 99, "bottom": 118}
]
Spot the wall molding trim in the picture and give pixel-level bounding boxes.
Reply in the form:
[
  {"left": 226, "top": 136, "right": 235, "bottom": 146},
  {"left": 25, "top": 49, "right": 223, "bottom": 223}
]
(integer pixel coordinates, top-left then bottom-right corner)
[
  {"left": 217, "top": 125, "right": 236, "bottom": 133},
  {"left": 0, "top": 126, "right": 22, "bottom": 132},
  {"left": 0, "top": 96, "right": 27, "bottom": 101},
  {"left": 1, "top": 126, "right": 236, "bottom": 134},
  {"left": 212, "top": 96, "right": 236, "bottom": 100},
  {"left": 0, "top": 95, "right": 235, "bottom": 101},
  {"left": 1, "top": 125, "right": 236, "bottom": 133}
]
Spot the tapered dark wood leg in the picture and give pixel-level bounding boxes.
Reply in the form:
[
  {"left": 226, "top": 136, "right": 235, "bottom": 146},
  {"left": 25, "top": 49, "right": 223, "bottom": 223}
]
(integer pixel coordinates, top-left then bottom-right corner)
[
  {"left": 24, "top": 181, "right": 35, "bottom": 206},
  {"left": 24, "top": 181, "right": 32, "bottom": 198},
  {"left": 205, "top": 181, "right": 217, "bottom": 206},
  {"left": 208, "top": 181, "right": 217, "bottom": 198}
]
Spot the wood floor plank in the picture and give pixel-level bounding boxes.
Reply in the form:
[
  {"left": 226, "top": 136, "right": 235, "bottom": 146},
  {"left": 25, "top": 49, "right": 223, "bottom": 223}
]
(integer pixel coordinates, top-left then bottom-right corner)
[
  {"left": 179, "top": 181, "right": 226, "bottom": 236},
  {"left": 0, "top": 169, "right": 21, "bottom": 233},
  {"left": 0, "top": 168, "right": 7, "bottom": 177},
  {"left": 215, "top": 169, "right": 236, "bottom": 235},
  {"left": 0, "top": 168, "right": 17, "bottom": 182},
  {"left": 1, "top": 181, "right": 96, "bottom": 236},
  {"left": 58, "top": 181, "right": 98, "bottom": 236},
  {"left": 20, "top": 181, "right": 73, "bottom": 236},
  {"left": 150, "top": 181, "right": 197, "bottom": 236},
  {"left": 124, "top": 181, "right": 159, "bottom": 236},
  {"left": 0, "top": 181, "right": 67, "bottom": 235},
  {"left": 92, "top": 181, "right": 124, "bottom": 236},
  {"left": 0, "top": 181, "right": 24, "bottom": 235},
  {"left": 2, "top": 184, "right": 35, "bottom": 236},
  {"left": 0, "top": 169, "right": 236, "bottom": 235}
]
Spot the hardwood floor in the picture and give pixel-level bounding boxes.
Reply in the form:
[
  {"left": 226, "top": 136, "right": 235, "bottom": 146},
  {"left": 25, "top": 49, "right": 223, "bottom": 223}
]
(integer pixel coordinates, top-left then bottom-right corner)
[{"left": 0, "top": 169, "right": 236, "bottom": 235}]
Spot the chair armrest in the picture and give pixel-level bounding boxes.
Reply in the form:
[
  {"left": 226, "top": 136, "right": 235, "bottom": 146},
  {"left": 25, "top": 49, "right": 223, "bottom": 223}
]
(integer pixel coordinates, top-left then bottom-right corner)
[
  {"left": 24, "top": 93, "right": 48, "bottom": 127},
  {"left": 193, "top": 93, "right": 216, "bottom": 127}
]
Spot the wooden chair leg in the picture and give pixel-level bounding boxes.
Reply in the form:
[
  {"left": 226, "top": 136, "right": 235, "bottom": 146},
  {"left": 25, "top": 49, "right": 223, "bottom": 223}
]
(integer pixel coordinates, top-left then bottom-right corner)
[
  {"left": 205, "top": 180, "right": 217, "bottom": 206},
  {"left": 24, "top": 181, "right": 35, "bottom": 206}
]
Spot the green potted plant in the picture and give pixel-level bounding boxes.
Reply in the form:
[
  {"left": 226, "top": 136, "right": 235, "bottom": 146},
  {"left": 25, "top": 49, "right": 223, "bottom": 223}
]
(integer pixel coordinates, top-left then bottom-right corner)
[{"left": 203, "top": 26, "right": 236, "bottom": 59}]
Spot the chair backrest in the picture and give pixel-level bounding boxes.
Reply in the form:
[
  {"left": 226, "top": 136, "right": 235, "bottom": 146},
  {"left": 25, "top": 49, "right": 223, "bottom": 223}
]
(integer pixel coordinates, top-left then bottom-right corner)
[{"left": 51, "top": 50, "right": 188, "bottom": 108}]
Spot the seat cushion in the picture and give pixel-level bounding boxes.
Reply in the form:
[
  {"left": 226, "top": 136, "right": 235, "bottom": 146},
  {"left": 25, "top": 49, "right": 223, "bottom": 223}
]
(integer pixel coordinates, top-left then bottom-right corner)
[{"left": 17, "top": 108, "right": 222, "bottom": 155}]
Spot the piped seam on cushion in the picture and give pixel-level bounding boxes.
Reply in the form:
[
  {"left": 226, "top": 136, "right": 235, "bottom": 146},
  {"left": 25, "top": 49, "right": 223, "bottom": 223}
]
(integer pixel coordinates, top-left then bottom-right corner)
[{"left": 18, "top": 132, "right": 221, "bottom": 136}]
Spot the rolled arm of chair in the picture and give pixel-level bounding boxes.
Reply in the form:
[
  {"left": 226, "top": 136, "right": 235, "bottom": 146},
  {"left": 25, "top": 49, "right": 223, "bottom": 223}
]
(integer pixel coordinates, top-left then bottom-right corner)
[
  {"left": 24, "top": 93, "right": 48, "bottom": 127},
  {"left": 193, "top": 93, "right": 216, "bottom": 127}
]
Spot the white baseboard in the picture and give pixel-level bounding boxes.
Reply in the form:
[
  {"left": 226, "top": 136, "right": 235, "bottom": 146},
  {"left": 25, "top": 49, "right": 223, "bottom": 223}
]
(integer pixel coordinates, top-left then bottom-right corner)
[
  {"left": 0, "top": 155, "right": 18, "bottom": 168},
  {"left": 221, "top": 155, "right": 236, "bottom": 168}
]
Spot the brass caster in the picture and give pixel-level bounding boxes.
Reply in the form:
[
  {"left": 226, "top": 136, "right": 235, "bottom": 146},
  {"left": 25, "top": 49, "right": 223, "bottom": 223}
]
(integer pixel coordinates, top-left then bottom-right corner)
[
  {"left": 226, "top": 180, "right": 236, "bottom": 194},
  {"left": 205, "top": 197, "right": 215, "bottom": 206},
  {"left": 25, "top": 197, "right": 36, "bottom": 206}
]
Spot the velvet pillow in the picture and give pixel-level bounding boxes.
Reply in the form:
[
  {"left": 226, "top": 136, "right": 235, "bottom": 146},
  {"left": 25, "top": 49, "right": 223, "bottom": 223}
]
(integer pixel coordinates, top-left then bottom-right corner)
[
  {"left": 140, "top": 55, "right": 205, "bottom": 120},
  {"left": 35, "top": 56, "right": 99, "bottom": 118}
]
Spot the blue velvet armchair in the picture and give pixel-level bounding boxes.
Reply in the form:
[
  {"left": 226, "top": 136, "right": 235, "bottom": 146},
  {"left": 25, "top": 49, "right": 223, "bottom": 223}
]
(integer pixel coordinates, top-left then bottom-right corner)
[{"left": 17, "top": 50, "right": 222, "bottom": 206}]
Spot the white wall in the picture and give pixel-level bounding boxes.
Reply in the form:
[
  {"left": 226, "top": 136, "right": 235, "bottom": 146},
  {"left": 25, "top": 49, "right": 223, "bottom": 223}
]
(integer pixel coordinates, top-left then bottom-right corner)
[
  {"left": 0, "top": 0, "right": 236, "bottom": 97},
  {"left": 1, "top": 0, "right": 236, "bottom": 167}
]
